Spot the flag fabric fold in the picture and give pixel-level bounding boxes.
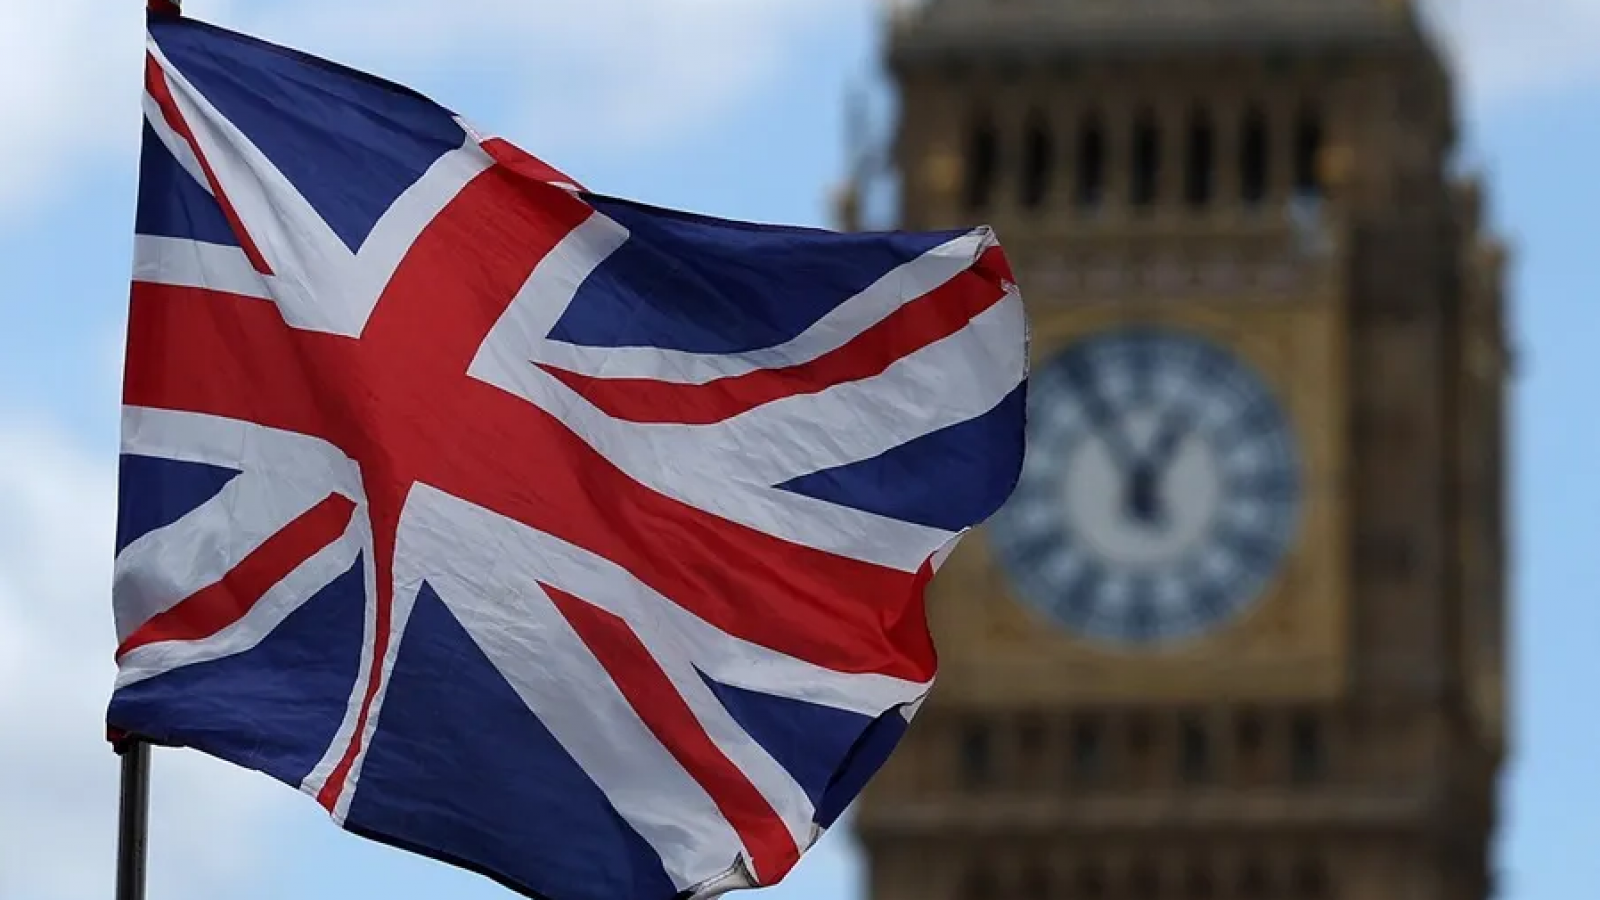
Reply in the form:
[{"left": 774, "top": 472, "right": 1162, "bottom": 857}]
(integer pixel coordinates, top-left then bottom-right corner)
[{"left": 109, "top": 9, "right": 1028, "bottom": 900}]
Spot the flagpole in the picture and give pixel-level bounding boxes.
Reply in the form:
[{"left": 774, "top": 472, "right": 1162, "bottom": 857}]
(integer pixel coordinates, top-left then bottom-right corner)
[
  {"left": 114, "top": 739, "right": 151, "bottom": 900},
  {"left": 119, "top": 6, "right": 175, "bottom": 899}
]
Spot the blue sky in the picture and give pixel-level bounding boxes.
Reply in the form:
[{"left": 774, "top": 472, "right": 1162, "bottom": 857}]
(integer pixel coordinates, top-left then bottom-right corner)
[{"left": 0, "top": 2, "right": 1593, "bottom": 899}]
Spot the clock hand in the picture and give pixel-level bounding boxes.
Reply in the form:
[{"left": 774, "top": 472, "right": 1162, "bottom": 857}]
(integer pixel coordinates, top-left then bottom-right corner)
[
  {"left": 1140, "top": 405, "right": 1196, "bottom": 474},
  {"left": 1061, "top": 359, "right": 1141, "bottom": 467},
  {"left": 1082, "top": 392, "right": 1142, "bottom": 468},
  {"left": 1122, "top": 404, "right": 1196, "bottom": 529},
  {"left": 1141, "top": 347, "right": 1228, "bottom": 470},
  {"left": 1126, "top": 461, "right": 1165, "bottom": 527}
]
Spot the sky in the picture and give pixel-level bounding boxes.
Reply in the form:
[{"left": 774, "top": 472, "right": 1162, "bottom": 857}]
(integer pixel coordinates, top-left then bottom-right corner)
[{"left": 0, "top": 1, "right": 1594, "bottom": 898}]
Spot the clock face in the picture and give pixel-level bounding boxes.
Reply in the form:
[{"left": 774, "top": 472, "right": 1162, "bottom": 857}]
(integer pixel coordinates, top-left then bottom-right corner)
[{"left": 988, "top": 327, "right": 1302, "bottom": 647}]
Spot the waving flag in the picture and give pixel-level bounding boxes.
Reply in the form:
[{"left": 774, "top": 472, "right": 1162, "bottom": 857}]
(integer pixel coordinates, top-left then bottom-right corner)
[{"left": 108, "top": 7, "right": 1028, "bottom": 900}]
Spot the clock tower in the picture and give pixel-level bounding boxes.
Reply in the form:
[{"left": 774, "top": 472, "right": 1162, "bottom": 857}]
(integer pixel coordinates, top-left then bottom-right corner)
[{"left": 845, "top": 1, "right": 1511, "bottom": 898}]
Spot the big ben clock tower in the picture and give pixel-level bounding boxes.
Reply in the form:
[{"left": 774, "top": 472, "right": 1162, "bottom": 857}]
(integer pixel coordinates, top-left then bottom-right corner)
[{"left": 847, "top": 1, "right": 1511, "bottom": 898}]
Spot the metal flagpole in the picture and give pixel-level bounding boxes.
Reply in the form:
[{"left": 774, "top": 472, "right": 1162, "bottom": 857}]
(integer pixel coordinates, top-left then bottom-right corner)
[
  {"left": 114, "top": 739, "right": 151, "bottom": 900},
  {"left": 117, "top": 6, "right": 178, "bottom": 899}
]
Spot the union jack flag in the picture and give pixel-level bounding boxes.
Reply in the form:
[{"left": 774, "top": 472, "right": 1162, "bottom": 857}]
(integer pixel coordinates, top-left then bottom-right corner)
[{"left": 108, "top": 9, "right": 1027, "bottom": 900}]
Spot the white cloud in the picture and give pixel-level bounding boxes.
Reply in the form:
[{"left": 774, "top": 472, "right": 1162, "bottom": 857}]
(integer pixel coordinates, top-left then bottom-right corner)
[
  {"left": 0, "top": 0, "right": 854, "bottom": 218},
  {"left": 221, "top": 0, "right": 854, "bottom": 152},
  {"left": 0, "top": 0, "right": 1592, "bottom": 221},
  {"left": 0, "top": 420, "right": 290, "bottom": 900},
  {"left": 1424, "top": 0, "right": 1600, "bottom": 113},
  {"left": 0, "top": 2, "right": 148, "bottom": 213}
]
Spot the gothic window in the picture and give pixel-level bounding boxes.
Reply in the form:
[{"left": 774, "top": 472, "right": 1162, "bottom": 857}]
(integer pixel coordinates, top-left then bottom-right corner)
[
  {"left": 1071, "top": 716, "right": 1105, "bottom": 782},
  {"left": 1076, "top": 110, "right": 1107, "bottom": 209},
  {"left": 1180, "top": 715, "right": 1212, "bottom": 783},
  {"left": 960, "top": 719, "right": 994, "bottom": 787},
  {"left": 1019, "top": 713, "right": 1048, "bottom": 760},
  {"left": 1021, "top": 109, "right": 1054, "bottom": 210},
  {"left": 1290, "top": 711, "right": 1326, "bottom": 784},
  {"left": 1185, "top": 106, "right": 1215, "bottom": 209},
  {"left": 1294, "top": 104, "right": 1325, "bottom": 199},
  {"left": 1127, "top": 715, "right": 1154, "bottom": 754},
  {"left": 1236, "top": 711, "right": 1265, "bottom": 757},
  {"left": 1233, "top": 709, "right": 1270, "bottom": 784},
  {"left": 964, "top": 111, "right": 1000, "bottom": 212},
  {"left": 1240, "top": 105, "right": 1269, "bottom": 206},
  {"left": 1131, "top": 108, "right": 1161, "bottom": 209}
]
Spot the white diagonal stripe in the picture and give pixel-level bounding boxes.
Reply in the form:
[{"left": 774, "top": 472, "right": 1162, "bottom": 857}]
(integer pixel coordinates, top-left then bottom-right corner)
[
  {"left": 407, "top": 486, "right": 927, "bottom": 715},
  {"left": 474, "top": 291, "right": 1024, "bottom": 570},
  {"left": 114, "top": 515, "right": 366, "bottom": 687},
  {"left": 142, "top": 91, "right": 209, "bottom": 196},
  {"left": 468, "top": 229, "right": 1012, "bottom": 572},
  {"left": 297, "top": 516, "right": 383, "bottom": 811},
  {"left": 348, "top": 137, "right": 494, "bottom": 315},
  {"left": 147, "top": 43, "right": 499, "bottom": 341},
  {"left": 527, "top": 228, "right": 993, "bottom": 384},
  {"left": 149, "top": 39, "right": 361, "bottom": 335},
  {"left": 400, "top": 486, "right": 930, "bottom": 880},
  {"left": 423, "top": 569, "right": 740, "bottom": 890},
  {"left": 322, "top": 565, "right": 423, "bottom": 825},
  {"left": 115, "top": 408, "right": 365, "bottom": 640},
  {"left": 672, "top": 294, "right": 1025, "bottom": 484},
  {"left": 469, "top": 210, "right": 628, "bottom": 380}
]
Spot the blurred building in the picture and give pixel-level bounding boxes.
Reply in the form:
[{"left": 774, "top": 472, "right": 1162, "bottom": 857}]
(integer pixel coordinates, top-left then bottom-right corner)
[{"left": 840, "top": 1, "right": 1512, "bottom": 897}]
